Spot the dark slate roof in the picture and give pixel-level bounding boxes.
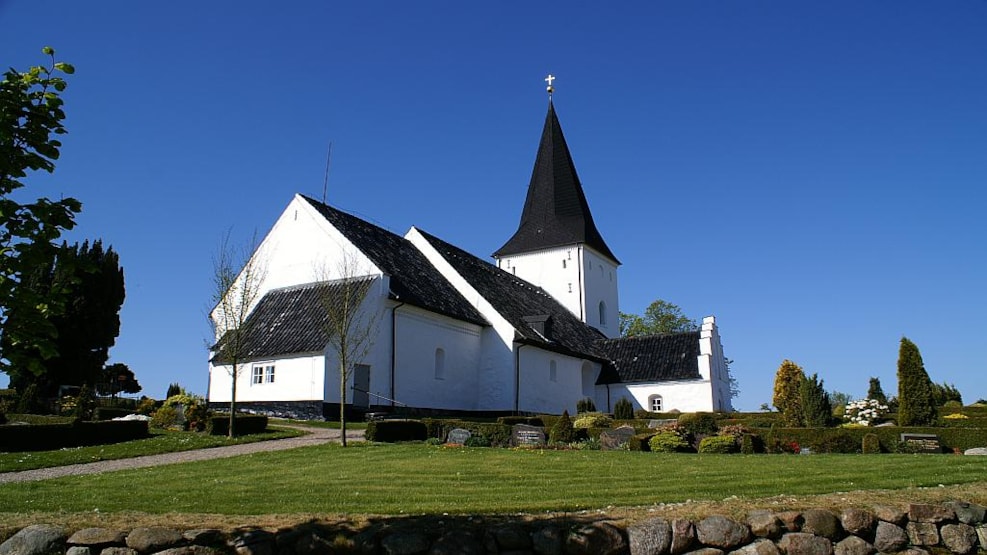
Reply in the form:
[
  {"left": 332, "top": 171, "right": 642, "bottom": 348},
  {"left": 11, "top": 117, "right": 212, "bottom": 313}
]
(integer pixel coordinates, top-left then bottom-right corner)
[
  {"left": 212, "top": 280, "right": 370, "bottom": 362},
  {"left": 416, "top": 228, "right": 609, "bottom": 362},
  {"left": 493, "top": 101, "right": 619, "bottom": 264},
  {"left": 300, "top": 195, "right": 487, "bottom": 327},
  {"left": 596, "top": 332, "right": 702, "bottom": 384}
]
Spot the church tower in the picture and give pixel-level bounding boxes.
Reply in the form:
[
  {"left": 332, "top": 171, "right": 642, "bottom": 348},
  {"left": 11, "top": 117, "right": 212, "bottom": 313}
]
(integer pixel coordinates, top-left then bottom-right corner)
[{"left": 494, "top": 84, "right": 620, "bottom": 338}]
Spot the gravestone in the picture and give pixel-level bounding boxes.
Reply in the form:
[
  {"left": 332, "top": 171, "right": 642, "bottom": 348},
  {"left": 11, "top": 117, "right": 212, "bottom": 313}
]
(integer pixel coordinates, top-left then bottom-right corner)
[
  {"left": 799, "top": 447, "right": 812, "bottom": 455},
  {"left": 599, "top": 426, "right": 636, "bottom": 450},
  {"left": 446, "top": 428, "right": 472, "bottom": 445},
  {"left": 648, "top": 419, "right": 677, "bottom": 429},
  {"left": 900, "top": 433, "right": 942, "bottom": 453},
  {"left": 512, "top": 424, "right": 546, "bottom": 446}
]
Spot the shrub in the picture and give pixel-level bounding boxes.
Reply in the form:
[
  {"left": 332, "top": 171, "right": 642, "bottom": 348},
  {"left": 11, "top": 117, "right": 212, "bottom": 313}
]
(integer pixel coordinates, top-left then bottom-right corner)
[
  {"left": 364, "top": 419, "right": 427, "bottom": 442},
  {"left": 150, "top": 405, "right": 179, "bottom": 429},
  {"left": 699, "top": 435, "right": 737, "bottom": 454},
  {"left": 136, "top": 397, "right": 158, "bottom": 415},
  {"left": 207, "top": 414, "right": 268, "bottom": 436},
  {"left": 572, "top": 412, "right": 612, "bottom": 429},
  {"left": 549, "top": 410, "right": 575, "bottom": 444},
  {"left": 613, "top": 397, "right": 634, "bottom": 420},
  {"left": 844, "top": 398, "right": 890, "bottom": 426},
  {"left": 74, "top": 384, "right": 97, "bottom": 421},
  {"left": 464, "top": 435, "right": 491, "bottom": 448},
  {"left": 497, "top": 416, "right": 544, "bottom": 426},
  {"left": 677, "top": 412, "right": 718, "bottom": 436},
  {"left": 0, "top": 420, "right": 149, "bottom": 451},
  {"left": 576, "top": 397, "right": 596, "bottom": 414},
  {"left": 773, "top": 360, "right": 805, "bottom": 426},
  {"left": 897, "top": 337, "right": 938, "bottom": 426},
  {"left": 800, "top": 374, "right": 832, "bottom": 428},
  {"left": 16, "top": 383, "right": 47, "bottom": 415},
  {"left": 862, "top": 433, "right": 881, "bottom": 454},
  {"left": 740, "top": 434, "right": 755, "bottom": 454},
  {"left": 942, "top": 400, "right": 963, "bottom": 409},
  {"left": 424, "top": 437, "right": 443, "bottom": 446},
  {"left": 166, "top": 383, "right": 183, "bottom": 398},
  {"left": 629, "top": 433, "right": 656, "bottom": 452},
  {"left": 649, "top": 430, "right": 690, "bottom": 453}
]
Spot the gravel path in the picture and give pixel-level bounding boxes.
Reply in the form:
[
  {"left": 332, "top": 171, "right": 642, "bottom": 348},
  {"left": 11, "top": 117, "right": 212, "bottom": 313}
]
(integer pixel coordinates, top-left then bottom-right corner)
[{"left": 0, "top": 426, "right": 365, "bottom": 484}]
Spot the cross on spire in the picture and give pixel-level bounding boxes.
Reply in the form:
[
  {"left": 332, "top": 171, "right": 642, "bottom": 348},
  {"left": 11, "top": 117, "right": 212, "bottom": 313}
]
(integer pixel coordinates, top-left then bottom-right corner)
[{"left": 545, "top": 74, "right": 555, "bottom": 96}]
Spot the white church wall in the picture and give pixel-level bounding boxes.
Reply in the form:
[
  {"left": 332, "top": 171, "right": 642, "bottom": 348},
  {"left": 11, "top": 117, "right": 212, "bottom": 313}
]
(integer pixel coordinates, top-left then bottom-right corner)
[
  {"left": 209, "top": 194, "right": 382, "bottom": 335},
  {"left": 495, "top": 246, "right": 583, "bottom": 321},
  {"left": 208, "top": 354, "right": 325, "bottom": 404},
  {"left": 390, "top": 305, "right": 483, "bottom": 411},
  {"left": 580, "top": 247, "right": 619, "bottom": 339},
  {"left": 322, "top": 284, "right": 392, "bottom": 406},
  {"left": 699, "top": 316, "right": 734, "bottom": 412},
  {"left": 603, "top": 380, "right": 715, "bottom": 414},
  {"left": 518, "top": 348, "right": 602, "bottom": 414}
]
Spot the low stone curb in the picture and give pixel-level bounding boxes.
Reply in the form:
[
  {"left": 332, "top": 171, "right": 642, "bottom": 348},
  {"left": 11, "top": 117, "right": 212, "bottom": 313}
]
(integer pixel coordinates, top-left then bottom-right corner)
[{"left": 1, "top": 501, "right": 985, "bottom": 555}]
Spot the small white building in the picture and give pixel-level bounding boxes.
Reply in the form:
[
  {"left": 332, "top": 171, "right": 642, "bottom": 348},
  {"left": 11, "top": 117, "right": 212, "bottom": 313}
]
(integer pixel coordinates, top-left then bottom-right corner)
[{"left": 208, "top": 97, "right": 733, "bottom": 419}]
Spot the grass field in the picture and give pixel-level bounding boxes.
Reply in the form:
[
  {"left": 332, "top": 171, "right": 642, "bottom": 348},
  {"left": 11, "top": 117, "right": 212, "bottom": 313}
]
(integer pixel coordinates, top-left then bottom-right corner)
[
  {"left": 0, "top": 427, "right": 301, "bottom": 473},
  {"left": 1, "top": 442, "right": 984, "bottom": 515}
]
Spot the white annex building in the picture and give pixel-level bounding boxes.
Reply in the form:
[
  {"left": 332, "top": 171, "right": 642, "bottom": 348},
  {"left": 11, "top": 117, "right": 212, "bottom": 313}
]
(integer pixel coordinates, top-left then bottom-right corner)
[{"left": 208, "top": 93, "right": 733, "bottom": 420}]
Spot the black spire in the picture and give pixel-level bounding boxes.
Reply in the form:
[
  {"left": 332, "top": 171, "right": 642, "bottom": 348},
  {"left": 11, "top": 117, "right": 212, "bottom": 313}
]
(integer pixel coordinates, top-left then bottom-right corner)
[{"left": 494, "top": 101, "right": 618, "bottom": 264}]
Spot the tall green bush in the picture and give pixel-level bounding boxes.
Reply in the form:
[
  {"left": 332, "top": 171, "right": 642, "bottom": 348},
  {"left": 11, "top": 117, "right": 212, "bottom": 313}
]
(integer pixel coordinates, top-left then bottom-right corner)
[
  {"left": 862, "top": 433, "right": 880, "bottom": 454},
  {"left": 867, "top": 377, "right": 888, "bottom": 404},
  {"left": 800, "top": 374, "right": 832, "bottom": 427},
  {"left": 677, "top": 412, "right": 719, "bottom": 436},
  {"left": 772, "top": 360, "right": 805, "bottom": 427},
  {"left": 897, "top": 337, "right": 938, "bottom": 426},
  {"left": 576, "top": 397, "right": 596, "bottom": 414},
  {"left": 613, "top": 397, "right": 634, "bottom": 420},
  {"left": 549, "top": 410, "right": 575, "bottom": 444}
]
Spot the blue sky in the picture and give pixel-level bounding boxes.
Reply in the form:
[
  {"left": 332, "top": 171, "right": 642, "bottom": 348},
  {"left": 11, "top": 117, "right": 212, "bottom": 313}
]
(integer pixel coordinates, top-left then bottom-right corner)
[{"left": 2, "top": 2, "right": 985, "bottom": 411}]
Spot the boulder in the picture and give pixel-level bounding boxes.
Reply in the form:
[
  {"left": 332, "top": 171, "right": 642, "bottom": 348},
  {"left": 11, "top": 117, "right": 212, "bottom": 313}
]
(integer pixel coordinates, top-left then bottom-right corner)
[
  {"left": 486, "top": 524, "right": 530, "bottom": 551},
  {"left": 730, "top": 539, "right": 781, "bottom": 555},
  {"left": 833, "top": 535, "right": 874, "bottom": 555},
  {"left": 776, "top": 512, "right": 804, "bottom": 533},
  {"left": 906, "top": 522, "right": 940, "bottom": 546},
  {"left": 747, "top": 511, "right": 783, "bottom": 539},
  {"left": 839, "top": 509, "right": 875, "bottom": 537},
  {"left": 940, "top": 523, "right": 978, "bottom": 555},
  {"left": 873, "top": 522, "right": 908, "bottom": 553},
  {"left": 683, "top": 549, "right": 724, "bottom": 555},
  {"left": 944, "top": 502, "right": 986, "bottom": 526},
  {"left": 380, "top": 531, "right": 430, "bottom": 555},
  {"left": 776, "top": 532, "right": 833, "bottom": 555},
  {"left": 154, "top": 548, "right": 223, "bottom": 555},
  {"left": 126, "top": 527, "right": 184, "bottom": 553},
  {"left": 66, "top": 547, "right": 91, "bottom": 555},
  {"left": 231, "top": 530, "right": 275, "bottom": 555},
  {"left": 871, "top": 505, "right": 907, "bottom": 527},
  {"left": 0, "top": 524, "right": 67, "bottom": 555},
  {"left": 628, "top": 517, "right": 672, "bottom": 555},
  {"left": 696, "top": 516, "right": 752, "bottom": 550},
  {"left": 977, "top": 525, "right": 987, "bottom": 552},
  {"left": 908, "top": 503, "right": 956, "bottom": 523},
  {"left": 99, "top": 549, "right": 138, "bottom": 555},
  {"left": 429, "top": 531, "right": 484, "bottom": 555},
  {"left": 182, "top": 529, "right": 226, "bottom": 547},
  {"left": 67, "top": 528, "right": 126, "bottom": 548},
  {"left": 531, "top": 525, "right": 563, "bottom": 555},
  {"left": 564, "top": 522, "right": 628, "bottom": 555},
  {"left": 801, "top": 510, "right": 842, "bottom": 540},
  {"left": 963, "top": 447, "right": 987, "bottom": 455},
  {"left": 671, "top": 519, "right": 697, "bottom": 554}
]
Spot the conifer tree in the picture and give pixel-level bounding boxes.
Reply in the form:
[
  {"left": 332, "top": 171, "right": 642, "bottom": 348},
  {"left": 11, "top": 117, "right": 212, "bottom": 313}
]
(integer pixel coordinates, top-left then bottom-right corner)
[
  {"left": 897, "top": 337, "right": 937, "bottom": 426},
  {"left": 867, "top": 377, "right": 888, "bottom": 404},
  {"left": 550, "top": 410, "right": 575, "bottom": 444},
  {"left": 800, "top": 373, "right": 832, "bottom": 427},
  {"left": 772, "top": 360, "right": 805, "bottom": 427}
]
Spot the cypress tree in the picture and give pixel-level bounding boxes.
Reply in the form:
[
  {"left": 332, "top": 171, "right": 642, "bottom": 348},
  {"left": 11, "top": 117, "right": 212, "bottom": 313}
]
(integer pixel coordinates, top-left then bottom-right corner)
[
  {"left": 897, "top": 337, "right": 937, "bottom": 426},
  {"left": 800, "top": 373, "right": 832, "bottom": 427},
  {"left": 550, "top": 410, "right": 575, "bottom": 444},
  {"left": 772, "top": 360, "right": 805, "bottom": 427},
  {"left": 867, "top": 377, "right": 888, "bottom": 404}
]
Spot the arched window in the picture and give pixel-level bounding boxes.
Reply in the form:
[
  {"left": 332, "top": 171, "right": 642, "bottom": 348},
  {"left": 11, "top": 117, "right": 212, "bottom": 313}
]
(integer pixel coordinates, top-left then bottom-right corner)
[
  {"left": 599, "top": 301, "right": 607, "bottom": 327},
  {"left": 549, "top": 360, "right": 557, "bottom": 382},
  {"left": 648, "top": 394, "right": 663, "bottom": 412},
  {"left": 434, "top": 348, "right": 445, "bottom": 380}
]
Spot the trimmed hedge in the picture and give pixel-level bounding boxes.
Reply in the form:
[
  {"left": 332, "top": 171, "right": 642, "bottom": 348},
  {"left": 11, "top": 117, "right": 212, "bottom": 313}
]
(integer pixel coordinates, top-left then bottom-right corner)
[
  {"left": 365, "top": 419, "right": 427, "bottom": 443},
  {"left": 206, "top": 414, "right": 268, "bottom": 436},
  {"left": 759, "top": 426, "right": 986, "bottom": 453},
  {"left": 94, "top": 407, "right": 134, "bottom": 421},
  {"left": 0, "top": 420, "right": 149, "bottom": 452},
  {"left": 699, "top": 435, "right": 737, "bottom": 454},
  {"left": 496, "top": 416, "right": 544, "bottom": 427},
  {"left": 422, "top": 419, "right": 514, "bottom": 446}
]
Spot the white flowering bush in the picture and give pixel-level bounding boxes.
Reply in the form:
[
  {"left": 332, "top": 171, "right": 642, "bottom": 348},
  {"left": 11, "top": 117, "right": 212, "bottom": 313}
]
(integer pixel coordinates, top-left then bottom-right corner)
[{"left": 844, "top": 398, "right": 889, "bottom": 426}]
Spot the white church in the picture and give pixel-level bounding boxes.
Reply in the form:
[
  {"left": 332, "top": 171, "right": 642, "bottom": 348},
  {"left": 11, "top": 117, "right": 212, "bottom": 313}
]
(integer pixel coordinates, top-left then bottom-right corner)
[{"left": 208, "top": 89, "right": 733, "bottom": 420}]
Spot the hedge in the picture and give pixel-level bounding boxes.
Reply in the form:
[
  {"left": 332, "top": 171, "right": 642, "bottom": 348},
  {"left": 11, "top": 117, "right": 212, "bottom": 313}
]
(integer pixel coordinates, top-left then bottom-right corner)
[
  {"left": 206, "top": 414, "right": 268, "bottom": 436},
  {"left": 94, "top": 407, "right": 134, "bottom": 421},
  {"left": 758, "top": 426, "right": 986, "bottom": 453},
  {"left": 496, "top": 416, "right": 544, "bottom": 427},
  {"left": 0, "top": 419, "right": 149, "bottom": 452},
  {"left": 365, "top": 419, "right": 428, "bottom": 442},
  {"left": 629, "top": 432, "right": 656, "bottom": 452}
]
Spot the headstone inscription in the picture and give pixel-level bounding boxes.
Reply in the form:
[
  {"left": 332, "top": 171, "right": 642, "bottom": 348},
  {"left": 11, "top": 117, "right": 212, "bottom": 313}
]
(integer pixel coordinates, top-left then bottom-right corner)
[
  {"left": 599, "top": 425, "right": 636, "bottom": 450},
  {"left": 446, "top": 428, "right": 472, "bottom": 445},
  {"left": 900, "top": 433, "right": 942, "bottom": 453},
  {"left": 512, "top": 424, "right": 546, "bottom": 446}
]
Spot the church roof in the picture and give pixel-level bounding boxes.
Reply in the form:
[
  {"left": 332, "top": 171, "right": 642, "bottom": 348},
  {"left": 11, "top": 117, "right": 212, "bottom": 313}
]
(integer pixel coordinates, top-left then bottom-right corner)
[
  {"left": 416, "top": 228, "right": 609, "bottom": 362},
  {"left": 493, "top": 101, "right": 619, "bottom": 264},
  {"left": 212, "top": 280, "right": 370, "bottom": 362},
  {"left": 300, "top": 195, "right": 487, "bottom": 327},
  {"left": 595, "top": 332, "right": 702, "bottom": 384}
]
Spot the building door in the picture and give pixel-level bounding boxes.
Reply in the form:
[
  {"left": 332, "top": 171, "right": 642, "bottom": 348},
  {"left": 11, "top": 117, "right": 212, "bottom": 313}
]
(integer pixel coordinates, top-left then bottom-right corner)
[{"left": 352, "top": 364, "right": 370, "bottom": 408}]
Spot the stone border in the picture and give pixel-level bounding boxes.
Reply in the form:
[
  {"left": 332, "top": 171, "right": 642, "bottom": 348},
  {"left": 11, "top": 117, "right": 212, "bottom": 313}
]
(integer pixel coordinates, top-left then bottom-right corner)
[{"left": 1, "top": 501, "right": 984, "bottom": 554}]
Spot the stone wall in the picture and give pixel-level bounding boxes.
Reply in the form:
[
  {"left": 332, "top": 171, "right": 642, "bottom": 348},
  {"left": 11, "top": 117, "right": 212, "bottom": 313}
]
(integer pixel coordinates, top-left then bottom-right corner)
[{"left": 1, "top": 501, "right": 984, "bottom": 555}]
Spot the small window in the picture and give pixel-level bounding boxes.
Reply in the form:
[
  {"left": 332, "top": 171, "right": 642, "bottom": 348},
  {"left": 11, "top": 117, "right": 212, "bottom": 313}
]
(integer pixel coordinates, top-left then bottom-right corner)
[
  {"left": 549, "top": 360, "right": 557, "bottom": 382},
  {"left": 265, "top": 365, "right": 275, "bottom": 383},
  {"left": 599, "top": 265, "right": 604, "bottom": 277},
  {"left": 649, "top": 395, "right": 663, "bottom": 412},
  {"left": 434, "top": 348, "right": 445, "bottom": 380},
  {"left": 252, "top": 366, "right": 263, "bottom": 384},
  {"left": 599, "top": 301, "right": 607, "bottom": 327},
  {"left": 562, "top": 259, "right": 567, "bottom": 269},
  {"left": 568, "top": 283, "right": 572, "bottom": 293},
  {"left": 252, "top": 364, "right": 274, "bottom": 385}
]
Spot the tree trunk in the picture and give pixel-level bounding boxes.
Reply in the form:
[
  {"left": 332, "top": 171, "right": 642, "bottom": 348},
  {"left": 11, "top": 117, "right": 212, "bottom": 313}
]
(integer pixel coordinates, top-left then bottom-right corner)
[
  {"left": 340, "top": 361, "right": 347, "bottom": 447},
  {"left": 229, "top": 361, "right": 237, "bottom": 438}
]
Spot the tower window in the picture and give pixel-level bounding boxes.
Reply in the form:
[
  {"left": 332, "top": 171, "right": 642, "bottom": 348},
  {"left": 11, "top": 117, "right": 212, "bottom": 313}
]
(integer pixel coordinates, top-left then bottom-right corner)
[
  {"left": 649, "top": 394, "right": 663, "bottom": 412},
  {"left": 568, "top": 283, "right": 572, "bottom": 293},
  {"left": 549, "top": 360, "right": 557, "bottom": 382},
  {"left": 599, "top": 301, "right": 607, "bottom": 326},
  {"left": 562, "top": 259, "right": 567, "bottom": 269}
]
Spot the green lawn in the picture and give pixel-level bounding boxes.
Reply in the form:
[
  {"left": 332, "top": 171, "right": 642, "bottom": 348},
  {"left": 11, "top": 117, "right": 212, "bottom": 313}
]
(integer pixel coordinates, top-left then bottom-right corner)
[
  {"left": 0, "top": 427, "right": 301, "bottom": 473},
  {"left": 1, "top": 443, "right": 984, "bottom": 515}
]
